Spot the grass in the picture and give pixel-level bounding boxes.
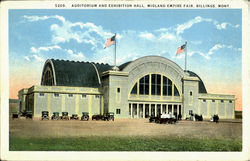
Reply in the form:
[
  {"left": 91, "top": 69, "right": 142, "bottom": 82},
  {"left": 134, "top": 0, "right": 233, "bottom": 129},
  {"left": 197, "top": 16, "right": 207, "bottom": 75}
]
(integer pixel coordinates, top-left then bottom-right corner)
[{"left": 9, "top": 136, "right": 242, "bottom": 151}]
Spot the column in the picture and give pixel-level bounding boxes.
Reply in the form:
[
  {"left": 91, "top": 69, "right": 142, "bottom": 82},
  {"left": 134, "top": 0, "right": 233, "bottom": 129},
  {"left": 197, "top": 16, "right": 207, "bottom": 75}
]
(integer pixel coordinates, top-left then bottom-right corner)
[
  {"left": 149, "top": 103, "right": 151, "bottom": 116},
  {"left": 131, "top": 104, "right": 133, "bottom": 118},
  {"left": 177, "top": 104, "right": 179, "bottom": 116},
  {"left": 143, "top": 103, "right": 145, "bottom": 118},
  {"left": 137, "top": 103, "right": 139, "bottom": 119},
  {"left": 166, "top": 104, "right": 168, "bottom": 114},
  {"left": 160, "top": 104, "right": 163, "bottom": 115}
]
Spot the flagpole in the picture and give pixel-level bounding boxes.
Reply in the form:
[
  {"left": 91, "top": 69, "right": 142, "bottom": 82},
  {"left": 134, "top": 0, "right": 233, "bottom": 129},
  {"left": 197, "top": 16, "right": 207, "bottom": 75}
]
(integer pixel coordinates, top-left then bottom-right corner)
[
  {"left": 114, "top": 34, "right": 116, "bottom": 68},
  {"left": 185, "top": 41, "right": 187, "bottom": 71}
]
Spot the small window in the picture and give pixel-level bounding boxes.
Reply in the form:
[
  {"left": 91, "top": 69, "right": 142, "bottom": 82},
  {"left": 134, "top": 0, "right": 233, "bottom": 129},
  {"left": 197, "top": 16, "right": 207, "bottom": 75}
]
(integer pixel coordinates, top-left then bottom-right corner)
[
  {"left": 116, "top": 109, "right": 121, "bottom": 114},
  {"left": 229, "top": 100, "right": 232, "bottom": 103},
  {"left": 95, "top": 95, "right": 100, "bottom": 98},
  {"left": 203, "top": 99, "right": 206, "bottom": 102},
  {"left": 190, "top": 91, "right": 192, "bottom": 96},
  {"left": 221, "top": 100, "right": 224, "bottom": 103},
  {"left": 212, "top": 100, "right": 215, "bottom": 102},
  {"left": 39, "top": 93, "right": 44, "bottom": 96},
  {"left": 117, "top": 88, "right": 120, "bottom": 93},
  {"left": 54, "top": 93, "right": 59, "bottom": 97},
  {"left": 82, "top": 94, "right": 86, "bottom": 98},
  {"left": 189, "top": 110, "right": 193, "bottom": 115},
  {"left": 68, "top": 94, "right": 73, "bottom": 97}
]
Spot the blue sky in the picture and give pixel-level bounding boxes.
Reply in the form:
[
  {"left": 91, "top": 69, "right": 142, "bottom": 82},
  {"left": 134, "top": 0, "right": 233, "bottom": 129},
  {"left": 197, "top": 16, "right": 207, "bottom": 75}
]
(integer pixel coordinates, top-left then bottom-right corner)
[{"left": 9, "top": 9, "right": 242, "bottom": 108}]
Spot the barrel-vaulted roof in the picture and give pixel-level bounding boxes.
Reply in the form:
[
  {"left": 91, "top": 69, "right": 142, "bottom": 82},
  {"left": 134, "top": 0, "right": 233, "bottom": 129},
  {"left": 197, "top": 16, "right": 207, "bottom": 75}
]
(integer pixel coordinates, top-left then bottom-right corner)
[
  {"left": 41, "top": 59, "right": 112, "bottom": 87},
  {"left": 186, "top": 70, "right": 207, "bottom": 93}
]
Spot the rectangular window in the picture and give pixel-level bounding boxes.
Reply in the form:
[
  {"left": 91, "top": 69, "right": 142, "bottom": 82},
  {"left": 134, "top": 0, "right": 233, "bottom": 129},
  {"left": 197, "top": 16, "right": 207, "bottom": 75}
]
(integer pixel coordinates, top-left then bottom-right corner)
[
  {"left": 229, "top": 100, "right": 232, "bottom": 103},
  {"left": 212, "top": 99, "right": 215, "bottom": 102},
  {"left": 54, "top": 93, "right": 59, "bottom": 97},
  {"left": 221, "top": 100, "right": 224, "bottom": 103},
  {"left": 68, "top": 94, "right": 73, "bottom": 97},
  {"left": 82, "top": 94, "right": 86, "bottom": 98},
  {"left": 116, "top": 109, "right": 121, "bottom": 114},
  {"left": 203, "top": 99, "right": 206, "bottom": 102},
  {"left": 190, "top": 91, "right": 192, "bottom": 96},
  {"left": 129, "top": 104, "right": 131, "bottom": 115},
  {"left": 95, "top": 95, "right": 100, "bottom": 99},
  {"left": 189, "top": 110, "right": 193, "bottom": 115},
  {"left": 117, "top": 88, "right": 120, "bottom": 93},
  {"left": 39, "top": 93, "right": 44, "bottom": 96}
]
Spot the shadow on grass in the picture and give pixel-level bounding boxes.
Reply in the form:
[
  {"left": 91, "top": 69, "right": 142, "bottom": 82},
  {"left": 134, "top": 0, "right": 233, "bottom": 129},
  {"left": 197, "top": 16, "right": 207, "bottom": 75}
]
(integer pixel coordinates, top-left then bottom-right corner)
[{"left": 9, "top": 136, "right": 242, "bottom": 151}]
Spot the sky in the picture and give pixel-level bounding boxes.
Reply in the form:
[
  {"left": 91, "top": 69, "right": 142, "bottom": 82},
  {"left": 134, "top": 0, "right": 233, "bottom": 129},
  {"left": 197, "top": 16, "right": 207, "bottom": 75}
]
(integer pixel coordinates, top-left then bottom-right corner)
[{"left": 9, "top": 9, "right": 242, "bottom": 110}]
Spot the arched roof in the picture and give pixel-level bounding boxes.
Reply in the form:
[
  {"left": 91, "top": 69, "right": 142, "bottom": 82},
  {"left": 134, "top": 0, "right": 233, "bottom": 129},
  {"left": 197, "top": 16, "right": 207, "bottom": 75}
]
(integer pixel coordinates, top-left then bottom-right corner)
[
  {"left": 41, "top": 59, "right": 112, "bottom": 87},
  {"left": 186, "top": 70, "right": 207, "bottom": 93}
]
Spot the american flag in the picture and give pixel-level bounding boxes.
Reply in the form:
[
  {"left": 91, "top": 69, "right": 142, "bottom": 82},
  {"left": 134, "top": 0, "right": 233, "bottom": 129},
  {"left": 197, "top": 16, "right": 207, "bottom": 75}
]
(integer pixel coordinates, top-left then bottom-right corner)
[
  {"left": 104, "top": 34, "right": 116, "bottom": 49},
  {"left": 176, "top": 43, "right": 186, "bottom": 55}
]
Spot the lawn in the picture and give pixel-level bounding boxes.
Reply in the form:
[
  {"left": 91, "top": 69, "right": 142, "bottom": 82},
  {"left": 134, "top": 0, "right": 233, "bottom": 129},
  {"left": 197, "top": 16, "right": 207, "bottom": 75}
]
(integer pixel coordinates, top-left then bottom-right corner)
[{"left": 9, "top": 136, "right": 242, "bottom": 151}]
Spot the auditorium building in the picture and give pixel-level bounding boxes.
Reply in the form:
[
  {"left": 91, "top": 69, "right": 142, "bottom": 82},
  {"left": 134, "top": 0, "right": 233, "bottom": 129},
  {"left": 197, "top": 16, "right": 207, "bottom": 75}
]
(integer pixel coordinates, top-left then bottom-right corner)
[{"left": 18, "top": 56, "right": 235, "bottom": 119}]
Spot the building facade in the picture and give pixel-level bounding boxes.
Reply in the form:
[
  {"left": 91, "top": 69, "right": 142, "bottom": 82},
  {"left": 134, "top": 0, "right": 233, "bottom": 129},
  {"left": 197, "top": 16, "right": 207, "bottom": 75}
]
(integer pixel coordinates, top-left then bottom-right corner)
[{"left": 18, "top": 56, "right": 235, "bottom": 119}]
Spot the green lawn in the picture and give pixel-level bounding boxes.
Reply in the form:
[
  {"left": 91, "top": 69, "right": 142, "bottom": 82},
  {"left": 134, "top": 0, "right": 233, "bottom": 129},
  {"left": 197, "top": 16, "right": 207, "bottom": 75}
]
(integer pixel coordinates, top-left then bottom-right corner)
[{"left": 9, "top": 136, "right": 242, "bottom": 151}]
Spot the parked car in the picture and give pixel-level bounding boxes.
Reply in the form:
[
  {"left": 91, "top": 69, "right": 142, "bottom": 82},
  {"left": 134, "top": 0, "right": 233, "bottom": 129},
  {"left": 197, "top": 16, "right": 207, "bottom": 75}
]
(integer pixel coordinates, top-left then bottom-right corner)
[
  {"left": 210, "top": 114, "right": 219, "bottom": 123},
  {"left": 103, "top": 112, "right": 114, "bottom": 121},
  {"left": 155, "top": 113, "right": 177, "bottom": 124},
  {"left": 61, "top": 112, "right": 69, "bottom": 120},
  {"left": 41, "top": 111, "right": 49, "bottom": 120},
  {"left": 81, "top": 112, "right": 89, "bottom": 121},
  {"left": 51, "top": 112, "right": 60, "bottom": 120},
  {"left": 12, "top": 111, "right": 19, "bottom": 119},
  {"left": 25, "top": 111, "right": 33, "bottom": 119},
  {"left": 92, "top": 114, "right": 103, "bottom": 120},
  {"left": 70, "top": 114, "right": 79, "bottom": 120}
]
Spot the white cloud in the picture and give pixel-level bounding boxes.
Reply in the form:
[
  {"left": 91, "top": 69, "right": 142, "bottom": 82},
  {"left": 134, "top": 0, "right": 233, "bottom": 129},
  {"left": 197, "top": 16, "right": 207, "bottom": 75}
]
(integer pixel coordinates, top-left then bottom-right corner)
[
  {"left": 33, "top": 55, "right": 44, "bottom": 62},
  {"left": 67, "top": 49, "right": 85, "bottom": 59},
  {"left": 24, "top": 56, "right": 30, "bottom": 61},
  {"left": 208, "top": 44, "right": 239, "bottom": 55},
  {"left": 176, "top": 16, "right": 212, "bottom": 35},
  {"left": 216, "top": 22, "right": 228, "bottom": 30},
  {"left": 30, "top": 45, "right": 61, "bottom": 53},
  {"left": 23, "top": 15, "right": 65, "bottom": 23},
  {"left": 139, "top": 32, "right": 155, "bottom": 40},
  {"left": 159, "top": 33, "right": 176, "bottom": 40}
]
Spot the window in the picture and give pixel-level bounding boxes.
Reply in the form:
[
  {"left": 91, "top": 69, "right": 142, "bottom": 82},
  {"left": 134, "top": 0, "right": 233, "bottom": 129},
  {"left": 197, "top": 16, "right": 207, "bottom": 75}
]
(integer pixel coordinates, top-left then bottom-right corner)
[
  {"left": 203, "top": 99, "right": 206, "bottom": 102},
  {"left": 174, "top": 86, "right": 180, "bottom": 96},
  {"left": 151, "top": 74, "right": 161, "bottom": 95},
  {"left": 129, "top": 104, "right": 131, "bottom": 115},
  {"left": 190, "top": 91, "right": 192, "bottom": 96},
  {"left": 82, "top": 94, "right": 86, "bottom": 98},
  {"left": 116, "top": 109, "right": 121, "bottom": 114},
  {"left": 163, "top": 76, "right": 172, "bottom": 96},
  {"left": 221, "top": 100, "right": 224, "bottom": 103},
  {"left": 189, "top": 110, "right": 193, "bottom": 115},
  {"left": 117, "top": 88, "right": 120, "bottom": 93},
  {"left": 229, "top": 100, "right": 232, "bottom": 103},
  {"left": 212, "top": 100, "right": 215, "bottom": 102},
  {"left": 131, "top": 83, "right": 137, "bottom": 94},
  {"left": 95, "top": 95, "right": 100, "bottom": 99},
  {"left": 39, "top": 93, "right": 44, "bottom": 96},
  {"left": 139, "top": 75, "right": 149, "bottom": 95},
  {"left": 68, "top": 94, "right": 73, "bottom": 97},
  {"left": 54, "top": 93, "right": 59, "bottom": 97}
]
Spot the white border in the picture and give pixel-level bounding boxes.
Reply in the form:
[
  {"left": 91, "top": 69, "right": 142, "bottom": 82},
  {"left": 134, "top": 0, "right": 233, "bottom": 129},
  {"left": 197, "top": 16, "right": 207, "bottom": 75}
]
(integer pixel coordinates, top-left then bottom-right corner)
[{"left": 1, "top": 0, "right": 249, "bottom": 161}]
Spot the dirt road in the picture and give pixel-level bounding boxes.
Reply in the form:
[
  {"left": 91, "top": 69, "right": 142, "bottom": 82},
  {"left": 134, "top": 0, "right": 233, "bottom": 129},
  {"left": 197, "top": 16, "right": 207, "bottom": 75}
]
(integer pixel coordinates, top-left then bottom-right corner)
[{"left": 9, "top": 118, "right": 242, "bottom": 139}]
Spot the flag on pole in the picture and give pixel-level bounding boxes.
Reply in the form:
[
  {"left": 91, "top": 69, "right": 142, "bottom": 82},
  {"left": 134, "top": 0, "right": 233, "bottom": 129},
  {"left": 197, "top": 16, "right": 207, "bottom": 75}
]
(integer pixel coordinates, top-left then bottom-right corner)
[
  {"left": 104, "top": 34, "right": 116, "bottom": 49},
  {"left": 176, "top": 43, "right": 186, "bottom": 55}
]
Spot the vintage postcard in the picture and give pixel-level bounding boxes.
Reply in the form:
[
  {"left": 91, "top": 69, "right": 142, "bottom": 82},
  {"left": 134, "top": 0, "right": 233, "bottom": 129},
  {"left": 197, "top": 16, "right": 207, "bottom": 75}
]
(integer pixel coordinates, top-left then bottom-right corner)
[{"left": 1, "top": 0, "right": 249, "bottom": 160}]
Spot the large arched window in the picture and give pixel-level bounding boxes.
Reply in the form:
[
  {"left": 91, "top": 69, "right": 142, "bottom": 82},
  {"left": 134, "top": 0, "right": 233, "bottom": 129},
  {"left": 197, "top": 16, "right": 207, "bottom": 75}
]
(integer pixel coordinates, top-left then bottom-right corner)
[{"left": 130, "top": 74, "right": 180, "bottom": 96}]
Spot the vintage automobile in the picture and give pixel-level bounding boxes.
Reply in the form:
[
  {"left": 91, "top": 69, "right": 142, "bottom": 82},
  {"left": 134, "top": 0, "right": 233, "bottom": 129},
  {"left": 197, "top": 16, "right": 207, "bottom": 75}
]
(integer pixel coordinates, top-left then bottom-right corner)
[
  {"left": 81, "top": 112, "right": 89, "bottom": 121},
  {"left": 210, "top": 114, "right": 219, "bottom": 123},
  {"left": 12, "top": 111, "right": 19, "bottom": 119},
  {"left": 194, "top": 114, "right": 203, "bottom": 121},
  {"left": 149, "top": 116, "right": 158, "bottom": 123},
  {"left": 51, "top": 112, "right": 60, "bottom": 120},
  {"left": 61, "top": 112, "right": 69, "bottom": 120},
  {"left": 41, "top": 111, "right": 49, "bottom": 120},
  {"left": 25, "top": 111, "right": 33, "bottom": 119},
  {"left": 155, "top": 113, "right": 177, "bottom": 124},
  {"left": 103, "top": 112, "right": 114, "bottom": 121},
  {"left": 92, "top": 114, "right": 103, "bottom": 120},
  {"left": 70, "top": 114, "right": 79, "bottom": 120}
]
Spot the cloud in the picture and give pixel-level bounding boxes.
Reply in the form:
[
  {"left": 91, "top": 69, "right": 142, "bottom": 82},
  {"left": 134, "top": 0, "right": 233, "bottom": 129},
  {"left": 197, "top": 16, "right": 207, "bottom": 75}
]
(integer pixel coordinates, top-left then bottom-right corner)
[
  {"left": 139, "top": 32, "right": 155, "bottom": 40},
  {"left": 159, "top": 32, "right": 176, "bottom": 40},
  {"left": 66, "top": 49, "right": 85, "bottom": 59},
  {"left": 23, "top": 15, "right": 65, "bottom": 23},
  {"left": 215, "top": 22, "right": 240, "bottom": 30},
  {"left": 24, "top": 56, "right": 30, "bottom": 61},
  {"left": 33, "top": 55, "right": 44, "bottom": 62},
  {"left": 176, "top": 16, "right": 212, "bottom": 35},
  {"left": 30, "top": 45, "right": 61, "bottom": 53},
  {"left": 208, "top": 44, "right": 240, "bottom": 56}
]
